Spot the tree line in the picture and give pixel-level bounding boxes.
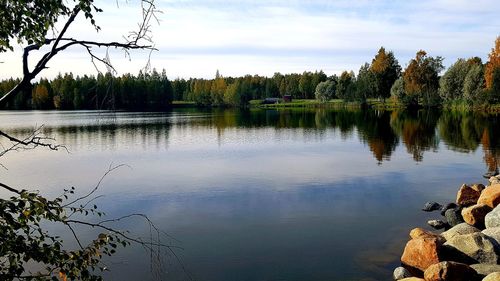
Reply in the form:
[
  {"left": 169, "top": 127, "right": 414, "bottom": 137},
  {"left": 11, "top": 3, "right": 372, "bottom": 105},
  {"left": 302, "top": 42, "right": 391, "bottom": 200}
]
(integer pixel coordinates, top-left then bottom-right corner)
[{"left": 1, "top": 37, "right": 499, "bottom": 110}]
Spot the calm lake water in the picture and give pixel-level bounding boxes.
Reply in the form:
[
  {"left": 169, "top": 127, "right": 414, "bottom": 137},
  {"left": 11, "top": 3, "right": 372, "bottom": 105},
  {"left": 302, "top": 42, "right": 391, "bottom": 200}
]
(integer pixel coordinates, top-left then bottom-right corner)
[{"left": 1, "top": 108, "right": 499, "bottom": 281}]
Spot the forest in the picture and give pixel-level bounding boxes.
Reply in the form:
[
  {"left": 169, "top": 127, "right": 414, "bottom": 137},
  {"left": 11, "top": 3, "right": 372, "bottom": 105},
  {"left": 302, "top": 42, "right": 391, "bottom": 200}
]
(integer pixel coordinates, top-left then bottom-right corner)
[{"left": 1, "top": 37, "right": 499, "bottom": 110}]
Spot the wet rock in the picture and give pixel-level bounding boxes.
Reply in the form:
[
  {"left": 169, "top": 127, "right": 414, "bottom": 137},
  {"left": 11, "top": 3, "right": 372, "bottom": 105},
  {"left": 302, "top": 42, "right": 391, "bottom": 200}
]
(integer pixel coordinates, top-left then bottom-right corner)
[
  {"left": 427, "top": 219, "right": 447, "bottom": 229},
  {"left": 457, "top": 184, "right": 482, "bottom": 206},
  {"left": 423, "top": 261, "right": 478, "bottom": 281},
  {"left": 440, "top": 203, "right": 458, "bottom": 216},
  {"left": 401, "top": 236, "right": 443, "bottom": 271},
  {"left": 482, "top": 227, "right": 500, "bottom": 245},
  {"left": 445, "top": 207, "right": 465, "bottom": 227},
  {"left": 478, "top": 184, "right": 500, "bottom": 208},
  {"left": 441, "top": 223, "right": 480, "bottom": 241},
  {"left": 461, "top": 204, "right": 492, "bottom": 228},
  {"left": 470, "top": 264, "right": 500, "bottom": 278},
  {"left": 393, "top": 266, "right": 412, "bottom": 280},
  {"left": 444, "top": 232, "right": 499, "bottom": 264},
  {"left": 485, "top": 205, "right": 500, "bottom": 229},
  {"left": 423, "top": 202, "right": 443, "bottom": 212},
  {"left": 483, "top": 272, "right": 500, "bottom": 281}
]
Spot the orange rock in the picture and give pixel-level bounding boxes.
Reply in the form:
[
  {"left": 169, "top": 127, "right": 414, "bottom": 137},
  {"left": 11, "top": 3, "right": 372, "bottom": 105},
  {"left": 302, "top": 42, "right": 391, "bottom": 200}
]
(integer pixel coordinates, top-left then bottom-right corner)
[
  {"left": 461, "top": 204, "right": 492, "bottom": 227},
  {"left": 400, "top": 278, "right": 425, "bottom": 281},
  {"left": 478, "top": 184, "right": 500, "bottom": 208},
  {"left": 401, "top": 237, "right": 442, "bottom": 271},
  {"left": 423, "top": 261, "right": 477, "bottom": 281},
  {"left": 456, "top": 184, "right": 481, "bottom": 206},
  {"left": 410, "top": 228, "right": 433, "bottom": 239}
]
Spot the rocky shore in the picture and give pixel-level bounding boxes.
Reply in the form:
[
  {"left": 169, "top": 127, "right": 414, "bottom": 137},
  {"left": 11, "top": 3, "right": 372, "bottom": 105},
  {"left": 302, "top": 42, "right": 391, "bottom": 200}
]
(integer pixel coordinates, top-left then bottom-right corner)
[{"left": 393, "top": 175, "right": 500, "bottom": 281}]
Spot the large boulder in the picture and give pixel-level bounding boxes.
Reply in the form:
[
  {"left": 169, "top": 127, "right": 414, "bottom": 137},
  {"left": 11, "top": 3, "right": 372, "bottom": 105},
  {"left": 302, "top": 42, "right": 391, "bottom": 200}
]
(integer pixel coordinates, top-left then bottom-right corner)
[
  {"left": 441, "top": 223, "right": 480, "bottom": 241},
  {"left": 444, "top": 232, "right": 499, "bottom": 264},
  {"left": 470, "top": 264, "right": 500, "bottom": 278},
  {"left": 483, "top": 272, "right": 500, "bottom": 281},
  {"left": 457, "top": 184, "right": 482, "bottom": 206},
  {"left": 410, "top": 228, "right": 437, "bottom": 239},
  {"left": 393, "top": 266, "right": 412, "bottom": 280},
  {"left": 445, "top": 207, "right": 465, "bottom": 227},
  {"left": 423, "top": 261, "right": 477, "bottom": 281},
  {"left": 401, "top": 236, "right": 443, "bottom": 271},
  {"left": 482, "top": 227, "right": 500, "bottom": 246},
  {"left": 485, "top": 205, "right": 500, "bottom": 229},
  {"left": 461, "top": 204, "right": 492, "bottom": 228},
  {"left": 440, "top": 203, "right": 458, "bottom": 216},
  {"left": 478, "top": 184, "right": 500, "bottom": 208},
  {"left": 423, "top": 202, "right": 443, "bottom": 212}
]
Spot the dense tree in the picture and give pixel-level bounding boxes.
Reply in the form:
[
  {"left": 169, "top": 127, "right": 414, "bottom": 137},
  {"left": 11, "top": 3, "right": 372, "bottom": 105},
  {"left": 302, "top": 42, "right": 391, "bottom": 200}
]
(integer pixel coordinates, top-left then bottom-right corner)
[
  {"left": 401, "top": 50, "right": 444, "bottom": 106},
  {"left": 485, "top": 36, "right": 500, "bottom": 90},
  {"left": 299, "top": 71, "right": 315, "bottom": 99},
  {"left": 336, "top": 71, "right": 355, "bottom": 100},
  {"left": 314, "top": 80, "right": 336, "bottom": 102},
  {"left": 370, "top": 47, "right": 401, "bottom": 101},
  {"left": 32, "top": 83, "right": 51, "bottom": 109},
  {"left": 354, "top": 63, "right": 377, "bottom": 103},
  {"left": 463, "top": 64, "right": 485, "bottom": 104},
  {"left": 439, "top": 59, "right": 473, "bottom": 102}
]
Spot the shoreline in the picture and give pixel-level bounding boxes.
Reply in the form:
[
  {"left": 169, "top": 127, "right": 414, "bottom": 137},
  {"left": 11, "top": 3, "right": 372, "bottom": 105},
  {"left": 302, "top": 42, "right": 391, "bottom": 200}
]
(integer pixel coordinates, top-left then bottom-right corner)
[{"left": 392, "top": 175, "right": 500, "bottom": 281}]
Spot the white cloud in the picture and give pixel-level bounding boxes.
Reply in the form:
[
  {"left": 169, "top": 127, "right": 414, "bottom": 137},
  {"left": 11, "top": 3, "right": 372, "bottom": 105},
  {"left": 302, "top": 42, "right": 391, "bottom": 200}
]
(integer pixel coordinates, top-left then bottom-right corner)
[{"left": 1, "top": 0, "right": 499, "bottom": 80}]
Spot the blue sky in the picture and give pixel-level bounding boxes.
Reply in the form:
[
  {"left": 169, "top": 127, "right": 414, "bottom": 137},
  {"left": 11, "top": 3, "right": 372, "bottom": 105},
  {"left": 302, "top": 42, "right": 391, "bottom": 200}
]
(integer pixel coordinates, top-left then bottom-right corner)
[{"left": 1, "top": 0, "right": 499, "bottom": 79}]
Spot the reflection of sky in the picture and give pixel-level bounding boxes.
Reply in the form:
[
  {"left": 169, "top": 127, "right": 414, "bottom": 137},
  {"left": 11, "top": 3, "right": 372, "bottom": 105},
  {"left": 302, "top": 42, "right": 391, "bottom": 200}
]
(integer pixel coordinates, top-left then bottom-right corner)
[{"left": 0, "top": 110, "right": 490, "bottom": 280}]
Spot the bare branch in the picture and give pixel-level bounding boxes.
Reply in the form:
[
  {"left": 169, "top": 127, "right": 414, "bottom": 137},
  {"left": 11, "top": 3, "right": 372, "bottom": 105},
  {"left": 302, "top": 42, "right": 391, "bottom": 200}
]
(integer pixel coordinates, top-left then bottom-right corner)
[{"left": 63, "top": 163, "right": 130, "bottom": 208}]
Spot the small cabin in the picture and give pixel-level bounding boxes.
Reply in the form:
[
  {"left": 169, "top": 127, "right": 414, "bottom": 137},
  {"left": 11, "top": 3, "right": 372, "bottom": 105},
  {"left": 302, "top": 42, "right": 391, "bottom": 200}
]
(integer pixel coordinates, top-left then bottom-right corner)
[
  {"left": 283, "top": 95, "right": 292, "bottom": 103},
  {"left": 262, "top": 98, "right": 280, "bottom": 104}
]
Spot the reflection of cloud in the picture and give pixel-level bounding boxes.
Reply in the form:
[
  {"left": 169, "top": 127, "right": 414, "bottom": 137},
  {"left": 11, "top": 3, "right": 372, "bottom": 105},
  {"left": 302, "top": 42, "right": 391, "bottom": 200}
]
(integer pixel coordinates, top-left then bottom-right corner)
[{"left": 1, "top": 0, "right": 499, "bottom": 79}]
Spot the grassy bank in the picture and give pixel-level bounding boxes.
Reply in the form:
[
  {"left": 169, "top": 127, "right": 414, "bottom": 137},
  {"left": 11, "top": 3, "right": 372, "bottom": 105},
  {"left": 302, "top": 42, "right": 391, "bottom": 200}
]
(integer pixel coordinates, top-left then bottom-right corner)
[{"left": 250, "top": 98, "right": 403, "bottom": 110}]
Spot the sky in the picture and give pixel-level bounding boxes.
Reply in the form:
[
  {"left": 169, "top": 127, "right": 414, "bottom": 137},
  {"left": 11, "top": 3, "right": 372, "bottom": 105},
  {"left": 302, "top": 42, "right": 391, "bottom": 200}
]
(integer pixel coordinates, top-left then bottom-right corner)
[{"left": 1, "top": 0, "right": 499, "bottom": 80}]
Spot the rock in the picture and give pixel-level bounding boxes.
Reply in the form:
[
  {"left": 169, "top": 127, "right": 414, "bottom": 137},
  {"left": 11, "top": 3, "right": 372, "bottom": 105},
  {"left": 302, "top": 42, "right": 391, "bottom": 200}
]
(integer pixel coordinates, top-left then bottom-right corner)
[
  {"left": 485, "top": 205, "right": 500, "bottom": 229},
  {"left": 423, "top": 201, "right": 443, "bottom": 212},
  {"left": 457, "top": 184, "right": 481, "bottom": 205},
  {"left": 484, "top": 169, "right": 499, "bottom": 178},
  {"left": 478, "top": 184, "right": 500, "bottom": 208},
  {"left": 441, "top": 223, "right": 480, "bottom": 241},
  {"left": 489, "top": 176, "right": 500, "bottom": 185},
  {"left": 441, "top": 203, "right": 458, "bottom": 216},
  {"left": 401, "top": 236, "right": 443, "bottom": 271},
  {"left": 444, "top": 232, "right": 499, "bottom": 264},
  {"left": 472, "top": 184, "right": 486, "bottom": 192},
  {"left": 399, "top": 278, "right": 425, "bottom": 281},
  {"left": 427, "top": 219, "right": 447, "bottom": 229},
  {"left": 445, "top": 208, "right": 465, "bottom": 227},
  {"left": 457, "top": 184, "right": 482, "bottom": 206},
  {"left": 482, "top": 227, "right": 500, "bottom": 245},
  {"left": 393, "top": 266, "right": 412, "bottom": 280},
  {"left": 483, "top": 272, "right": 500, "bottom": 281},
  {"left": 461, "top": 204, "right": 492, "bottom": 227},
  {"left": 410, "top": 228, "right": 434, "bottom": 239},
  {"left": 470, "top": 264, "right": 500, "bottom": 277},
  {"left": 423, "top": 261, "right": 478, "bottom": 281}
]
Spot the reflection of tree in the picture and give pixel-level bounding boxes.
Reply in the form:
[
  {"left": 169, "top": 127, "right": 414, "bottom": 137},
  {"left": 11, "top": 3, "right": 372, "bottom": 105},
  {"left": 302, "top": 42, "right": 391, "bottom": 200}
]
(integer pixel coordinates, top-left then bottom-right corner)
[
  {"left": 480, "top": 117, "right": 500, "bottom": 174},
  {"left": 437, "top": 111, "right": 500, "bottom": 174},
  {"left": 390, "top": 110, "right": 440, "bottom": 162},
  {"left": 438, "top": 111, "right": 482, "bottom": 153},
  {"left": 357, "top": 110, "right": 399, "bottom": 163}
]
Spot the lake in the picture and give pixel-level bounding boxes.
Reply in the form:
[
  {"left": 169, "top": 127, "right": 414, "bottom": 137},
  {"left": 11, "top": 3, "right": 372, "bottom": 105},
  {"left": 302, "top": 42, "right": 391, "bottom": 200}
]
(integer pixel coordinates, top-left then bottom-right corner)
[{"left": 1, "top": 108, "right": 499, "bottom": 281}]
